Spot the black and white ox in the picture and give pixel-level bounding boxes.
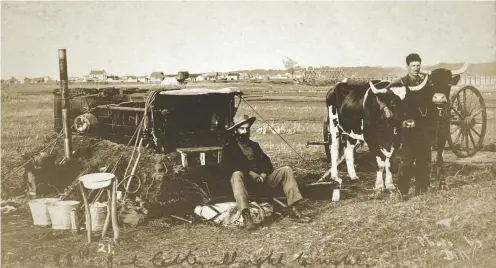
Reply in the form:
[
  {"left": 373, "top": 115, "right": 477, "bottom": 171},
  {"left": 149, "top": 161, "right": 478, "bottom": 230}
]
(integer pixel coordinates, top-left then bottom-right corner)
[
  {"left": 318, "top": 79, "right": 418, "bottom": 191},
  {"left": 398, "top": 63, "right": 469, "bottom": 181}
]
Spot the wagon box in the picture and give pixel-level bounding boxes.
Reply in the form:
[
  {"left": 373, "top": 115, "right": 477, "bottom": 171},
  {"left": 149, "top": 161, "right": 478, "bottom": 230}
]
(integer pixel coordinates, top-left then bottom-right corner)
[{"left": 53, "top": 87, "right": 244, "bottom": 154}]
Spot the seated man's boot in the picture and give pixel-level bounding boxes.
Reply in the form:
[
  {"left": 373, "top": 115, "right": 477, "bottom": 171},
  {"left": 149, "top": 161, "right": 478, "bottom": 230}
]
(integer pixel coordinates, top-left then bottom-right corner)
[
  {"left": 288, "top": 206, "right": 311, "bottom": 223},
  {"left": 241, "top": 208, "right": 257, "bottom": 230}
]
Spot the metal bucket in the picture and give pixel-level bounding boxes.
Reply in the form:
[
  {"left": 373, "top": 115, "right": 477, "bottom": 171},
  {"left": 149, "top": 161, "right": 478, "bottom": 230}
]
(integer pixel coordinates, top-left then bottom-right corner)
[
  {"left": 47, "top": 200, "right": 80, "bottom": 230},
  {"left": 28, "top": 198, "right": 60, "bottom": 226},
  {"left": 89, "top": 202, "right": 107, "bottom": 231}
]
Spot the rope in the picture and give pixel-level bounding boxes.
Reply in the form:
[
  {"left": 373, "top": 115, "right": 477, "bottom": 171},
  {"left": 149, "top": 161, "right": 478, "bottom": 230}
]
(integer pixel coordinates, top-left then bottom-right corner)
[{"left": 240, "top": 96, "right": 309, "bottom": 164}]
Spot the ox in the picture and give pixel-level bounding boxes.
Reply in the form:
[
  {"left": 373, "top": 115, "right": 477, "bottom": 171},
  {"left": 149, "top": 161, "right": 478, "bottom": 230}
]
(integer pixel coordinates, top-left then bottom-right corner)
[
  {"left": 382, "top": 63, "right": 469, "bottom": 196},
  {"left": 317, "top": 79, "right": 417, "bottom": 191}
]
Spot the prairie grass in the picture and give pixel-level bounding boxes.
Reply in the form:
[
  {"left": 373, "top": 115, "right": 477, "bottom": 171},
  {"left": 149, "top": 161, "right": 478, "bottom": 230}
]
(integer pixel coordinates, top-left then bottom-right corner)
[{"left": 1, "top": 82, "right": 496, "bottom": 268}]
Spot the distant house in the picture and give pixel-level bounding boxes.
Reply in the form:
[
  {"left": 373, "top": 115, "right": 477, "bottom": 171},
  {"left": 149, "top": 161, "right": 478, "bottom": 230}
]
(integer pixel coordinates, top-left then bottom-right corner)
[
  {"left": 240, "top": 73, "right": 251, "bottom": 80},
  {"left": 107, "top": 75, "right": 121, "bottom": 83},
  {"left": 122, "top": 76, "right": 138, "bottom": 83},
  {"left": 43, "top": 76, "right": 54, "bottom": 83},
  {"left": 149, "top": 72, "right": 165, "bottom": 83},
  {"left": 196, "top": 75, "right": 205, "bottom": 81},
  {"left": 31, "top": 77, "right": 45, "bottom": 84},
  {"left": 205, "top": 72, "right": 218, "bottom": 81},
  {"left": 293, "top": 71, "right": 304, "bottom": 79},
  {"left": 137, "top": 76, "right": 149, "bottom": 83},
  {"left": 5, "top": 77, "right": 19, "bottom": 84},
  {"left": 227, "top": 72, "right": 240, "bottom": 81},
  {"left": 89, "top": 70, "right": 107, "bottom": 81},
  {"left": 188, "top": 73, "right": 200, "bottom": 82}
]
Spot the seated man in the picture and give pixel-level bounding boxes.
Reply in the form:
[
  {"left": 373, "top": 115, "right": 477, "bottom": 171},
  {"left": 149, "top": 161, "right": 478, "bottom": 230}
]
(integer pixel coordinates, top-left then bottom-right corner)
[{"left": 223, "top": 114, "right": 311, "bottom": 230}]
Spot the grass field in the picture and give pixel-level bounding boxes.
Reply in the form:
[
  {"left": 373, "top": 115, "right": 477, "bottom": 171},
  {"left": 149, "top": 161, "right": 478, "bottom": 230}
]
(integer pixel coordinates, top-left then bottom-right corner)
[{"left": 1, "top": 82, "right": 496, "bottom": 268}]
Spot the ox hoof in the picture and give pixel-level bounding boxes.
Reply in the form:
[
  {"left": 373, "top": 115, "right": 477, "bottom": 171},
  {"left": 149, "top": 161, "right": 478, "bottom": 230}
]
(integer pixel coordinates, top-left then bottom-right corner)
[
  {"left": 349, "top": 176, "right": 360, "bottom": 181},
  {"left": 331, "top": 177, "right": 343, "bottom": 186},
  {"left": 373, "top": 186, "right": 384, "bottom": 192}
]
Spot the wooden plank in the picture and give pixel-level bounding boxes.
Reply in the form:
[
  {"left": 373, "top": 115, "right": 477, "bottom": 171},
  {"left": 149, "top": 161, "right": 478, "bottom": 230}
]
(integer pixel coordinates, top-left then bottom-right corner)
[
  {"left": 176, "top": 146, "right": 223, "bottom": 153},
  {"left": 180, "top": 153, "right": 188, "bottom": 167},
  {"left": 217, "top": 151, "right": 223, "bottom": 163}
]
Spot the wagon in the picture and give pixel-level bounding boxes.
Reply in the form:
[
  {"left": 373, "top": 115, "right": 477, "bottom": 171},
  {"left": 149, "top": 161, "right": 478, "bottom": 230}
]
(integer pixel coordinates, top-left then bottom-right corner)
[
  {"left": 310, "top": 84, "right": 487, "bottom": 162},
  {"left": 447, "top": 85, "right": 487, "bottom": 157},
  {"left": 53, "top": 86, "right": 244, "bottom": 156}
]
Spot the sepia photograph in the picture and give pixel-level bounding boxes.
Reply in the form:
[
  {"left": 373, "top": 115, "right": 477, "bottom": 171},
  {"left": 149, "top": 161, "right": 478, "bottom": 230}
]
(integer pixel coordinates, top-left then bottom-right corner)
[{"left": 1, "top": 1, "right": 495, "bottom": 267}]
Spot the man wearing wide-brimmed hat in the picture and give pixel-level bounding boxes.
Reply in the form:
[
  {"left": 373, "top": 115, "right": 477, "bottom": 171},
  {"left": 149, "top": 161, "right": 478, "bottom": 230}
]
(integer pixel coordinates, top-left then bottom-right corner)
[{"left": 223, "top": 114, "right": 310, "bottom": 230}]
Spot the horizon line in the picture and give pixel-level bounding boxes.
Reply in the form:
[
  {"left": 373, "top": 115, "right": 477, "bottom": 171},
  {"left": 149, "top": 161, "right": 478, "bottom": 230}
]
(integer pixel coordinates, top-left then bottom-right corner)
[{"left": 2, "top": 61, "right": 494, "bottom": 80}]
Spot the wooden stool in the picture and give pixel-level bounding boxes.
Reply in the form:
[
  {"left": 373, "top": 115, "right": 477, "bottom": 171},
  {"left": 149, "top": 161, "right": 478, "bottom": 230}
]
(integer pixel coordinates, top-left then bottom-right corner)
[
  {"left": 176, "top": 146, "right": 223, "bottom": 167},
  {"left": 78, "top": 175, "right": 120, "bottom": 243}
]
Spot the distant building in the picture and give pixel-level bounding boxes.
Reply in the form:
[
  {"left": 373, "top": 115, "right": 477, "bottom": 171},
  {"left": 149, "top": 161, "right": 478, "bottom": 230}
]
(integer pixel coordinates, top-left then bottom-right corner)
[
  {"left": 205, "top": 72, "right": 218, "bottom": 81},
  {"left": 240, "top": 73, "right": 251, "bottom": 80},
  {"left": 227, "top": 72, "right": 240, "bottom": 80},
  {"left": 107, "top": 75, "right": 121, "bottom": 83},
  {"left": 89, "top": 70, "right": 107, "bottom": 81},
  {"left": 137, "top": 76, "right": 149, "bottom": 83},
  {"left": 30, "top": 77, "right": 45, "bottom": 84},
  {"left": 4, "top": 77, "right": 19, "bottom": 84}
]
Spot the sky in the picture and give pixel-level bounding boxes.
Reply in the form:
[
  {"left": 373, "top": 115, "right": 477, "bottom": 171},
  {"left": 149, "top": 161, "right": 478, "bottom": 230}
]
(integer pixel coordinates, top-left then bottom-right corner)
[{"left": 1, "top": 1, "right": 495, "bottom": 79}]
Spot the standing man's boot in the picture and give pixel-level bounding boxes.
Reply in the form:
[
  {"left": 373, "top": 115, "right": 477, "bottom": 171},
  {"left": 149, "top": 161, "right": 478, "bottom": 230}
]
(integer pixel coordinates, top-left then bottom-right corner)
[{"left": 241, "top": 208, "right": 256, "bottom": 230}]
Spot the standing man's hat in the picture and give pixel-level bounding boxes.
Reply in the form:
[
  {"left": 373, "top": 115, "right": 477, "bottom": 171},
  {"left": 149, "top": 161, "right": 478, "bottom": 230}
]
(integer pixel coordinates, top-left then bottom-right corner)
[{"left": 227, "top": 114, "right": 256, "bottom": 131}]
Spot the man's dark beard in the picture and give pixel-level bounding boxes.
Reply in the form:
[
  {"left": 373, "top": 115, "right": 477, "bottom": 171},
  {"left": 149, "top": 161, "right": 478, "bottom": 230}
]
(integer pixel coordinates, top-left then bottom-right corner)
[{"left": 236, "top": 133, "right": 250, "bottom": 142}]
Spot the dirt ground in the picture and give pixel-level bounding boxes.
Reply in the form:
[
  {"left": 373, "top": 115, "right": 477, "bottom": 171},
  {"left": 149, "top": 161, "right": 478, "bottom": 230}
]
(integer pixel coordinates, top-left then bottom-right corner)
[{"left": 2, "top": 82, "right": 496, "bottom": 268}]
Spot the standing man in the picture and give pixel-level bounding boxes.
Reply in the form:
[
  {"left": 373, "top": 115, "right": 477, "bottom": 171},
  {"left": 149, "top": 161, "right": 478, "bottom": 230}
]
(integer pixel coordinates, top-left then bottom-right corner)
[
  {"left": 398, "top": 53, "right": 431, "bottom": 199},
  {"left": 223, "top": 114, "right": 310, "bottom": 230}
]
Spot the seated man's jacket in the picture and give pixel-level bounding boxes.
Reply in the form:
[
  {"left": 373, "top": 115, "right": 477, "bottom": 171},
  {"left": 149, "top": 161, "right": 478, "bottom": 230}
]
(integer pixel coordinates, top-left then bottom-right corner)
[{"left": 223, "top": 138, "right": 274, "bottom": 176}]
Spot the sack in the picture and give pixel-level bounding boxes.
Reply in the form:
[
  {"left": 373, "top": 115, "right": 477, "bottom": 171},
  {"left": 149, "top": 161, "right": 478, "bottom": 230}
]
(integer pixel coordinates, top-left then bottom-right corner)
[
  {"left": 194, "top": 201, "right": 273, "bottom": 227},
  {"left": 118, "top": 204, "right": 148, "bottom": 227}
]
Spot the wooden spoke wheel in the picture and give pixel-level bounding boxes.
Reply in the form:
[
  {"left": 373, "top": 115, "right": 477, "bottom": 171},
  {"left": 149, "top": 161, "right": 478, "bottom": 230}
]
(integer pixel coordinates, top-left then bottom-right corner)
[{"left": 448, "top": 86, "right": 487, "bottom": 157}]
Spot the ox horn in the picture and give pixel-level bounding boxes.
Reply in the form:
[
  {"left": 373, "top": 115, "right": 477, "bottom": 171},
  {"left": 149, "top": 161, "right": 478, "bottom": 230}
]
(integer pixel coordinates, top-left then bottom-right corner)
[
  {"left": 419, "top": 69, "right": 431, "bottom": 75},
  {"left": 451, "top": 62, "right": 469, "bottom": 75},
  {"left": 408, "top": 75, "right": 429, "bottom": 91},
  {"left": 369, "top": 81, "right": 388, "bottom": 94}
]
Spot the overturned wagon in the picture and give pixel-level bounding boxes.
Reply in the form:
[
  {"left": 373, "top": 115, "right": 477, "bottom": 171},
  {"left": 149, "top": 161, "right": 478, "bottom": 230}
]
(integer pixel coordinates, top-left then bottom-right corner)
[
  {"left": 53, "top": 87, "right": 244, "bottom": 156},
  {"left": 49, "top": 86, "right": 246, "bottom": 217}
]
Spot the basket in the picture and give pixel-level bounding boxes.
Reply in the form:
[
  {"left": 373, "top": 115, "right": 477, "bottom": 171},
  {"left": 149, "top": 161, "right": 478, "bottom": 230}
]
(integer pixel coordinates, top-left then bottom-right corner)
[
  {"left": 28, "top": 198, "right": 60, "bottom": 226},
  {"left": 89, "top": 202, "right": 108, "bottom": 231},
  {"left": 47, "top": 200, "right": 80, "bottom": 230},
  {"left": 79, "top": 173, "right": 115, "bottom": 189}
]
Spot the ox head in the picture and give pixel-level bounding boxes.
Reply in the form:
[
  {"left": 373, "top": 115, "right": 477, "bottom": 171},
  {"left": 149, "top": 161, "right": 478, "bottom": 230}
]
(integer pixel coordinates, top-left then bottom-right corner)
[
  {"left": 369, "top": 80, "right": 408, "bottom": 128},
  {"left": 390, "top": 63, "right": 469, "bottom": 129},
  {"left": 419, "top": 62, "right": 468, "bottom": 109}
]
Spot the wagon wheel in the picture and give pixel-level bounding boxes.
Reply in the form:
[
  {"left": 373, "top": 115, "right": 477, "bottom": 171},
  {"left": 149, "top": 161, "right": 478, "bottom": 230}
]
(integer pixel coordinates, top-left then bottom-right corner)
[{"left": 448, "top": 85, "right": 487, "bottom": 157}]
